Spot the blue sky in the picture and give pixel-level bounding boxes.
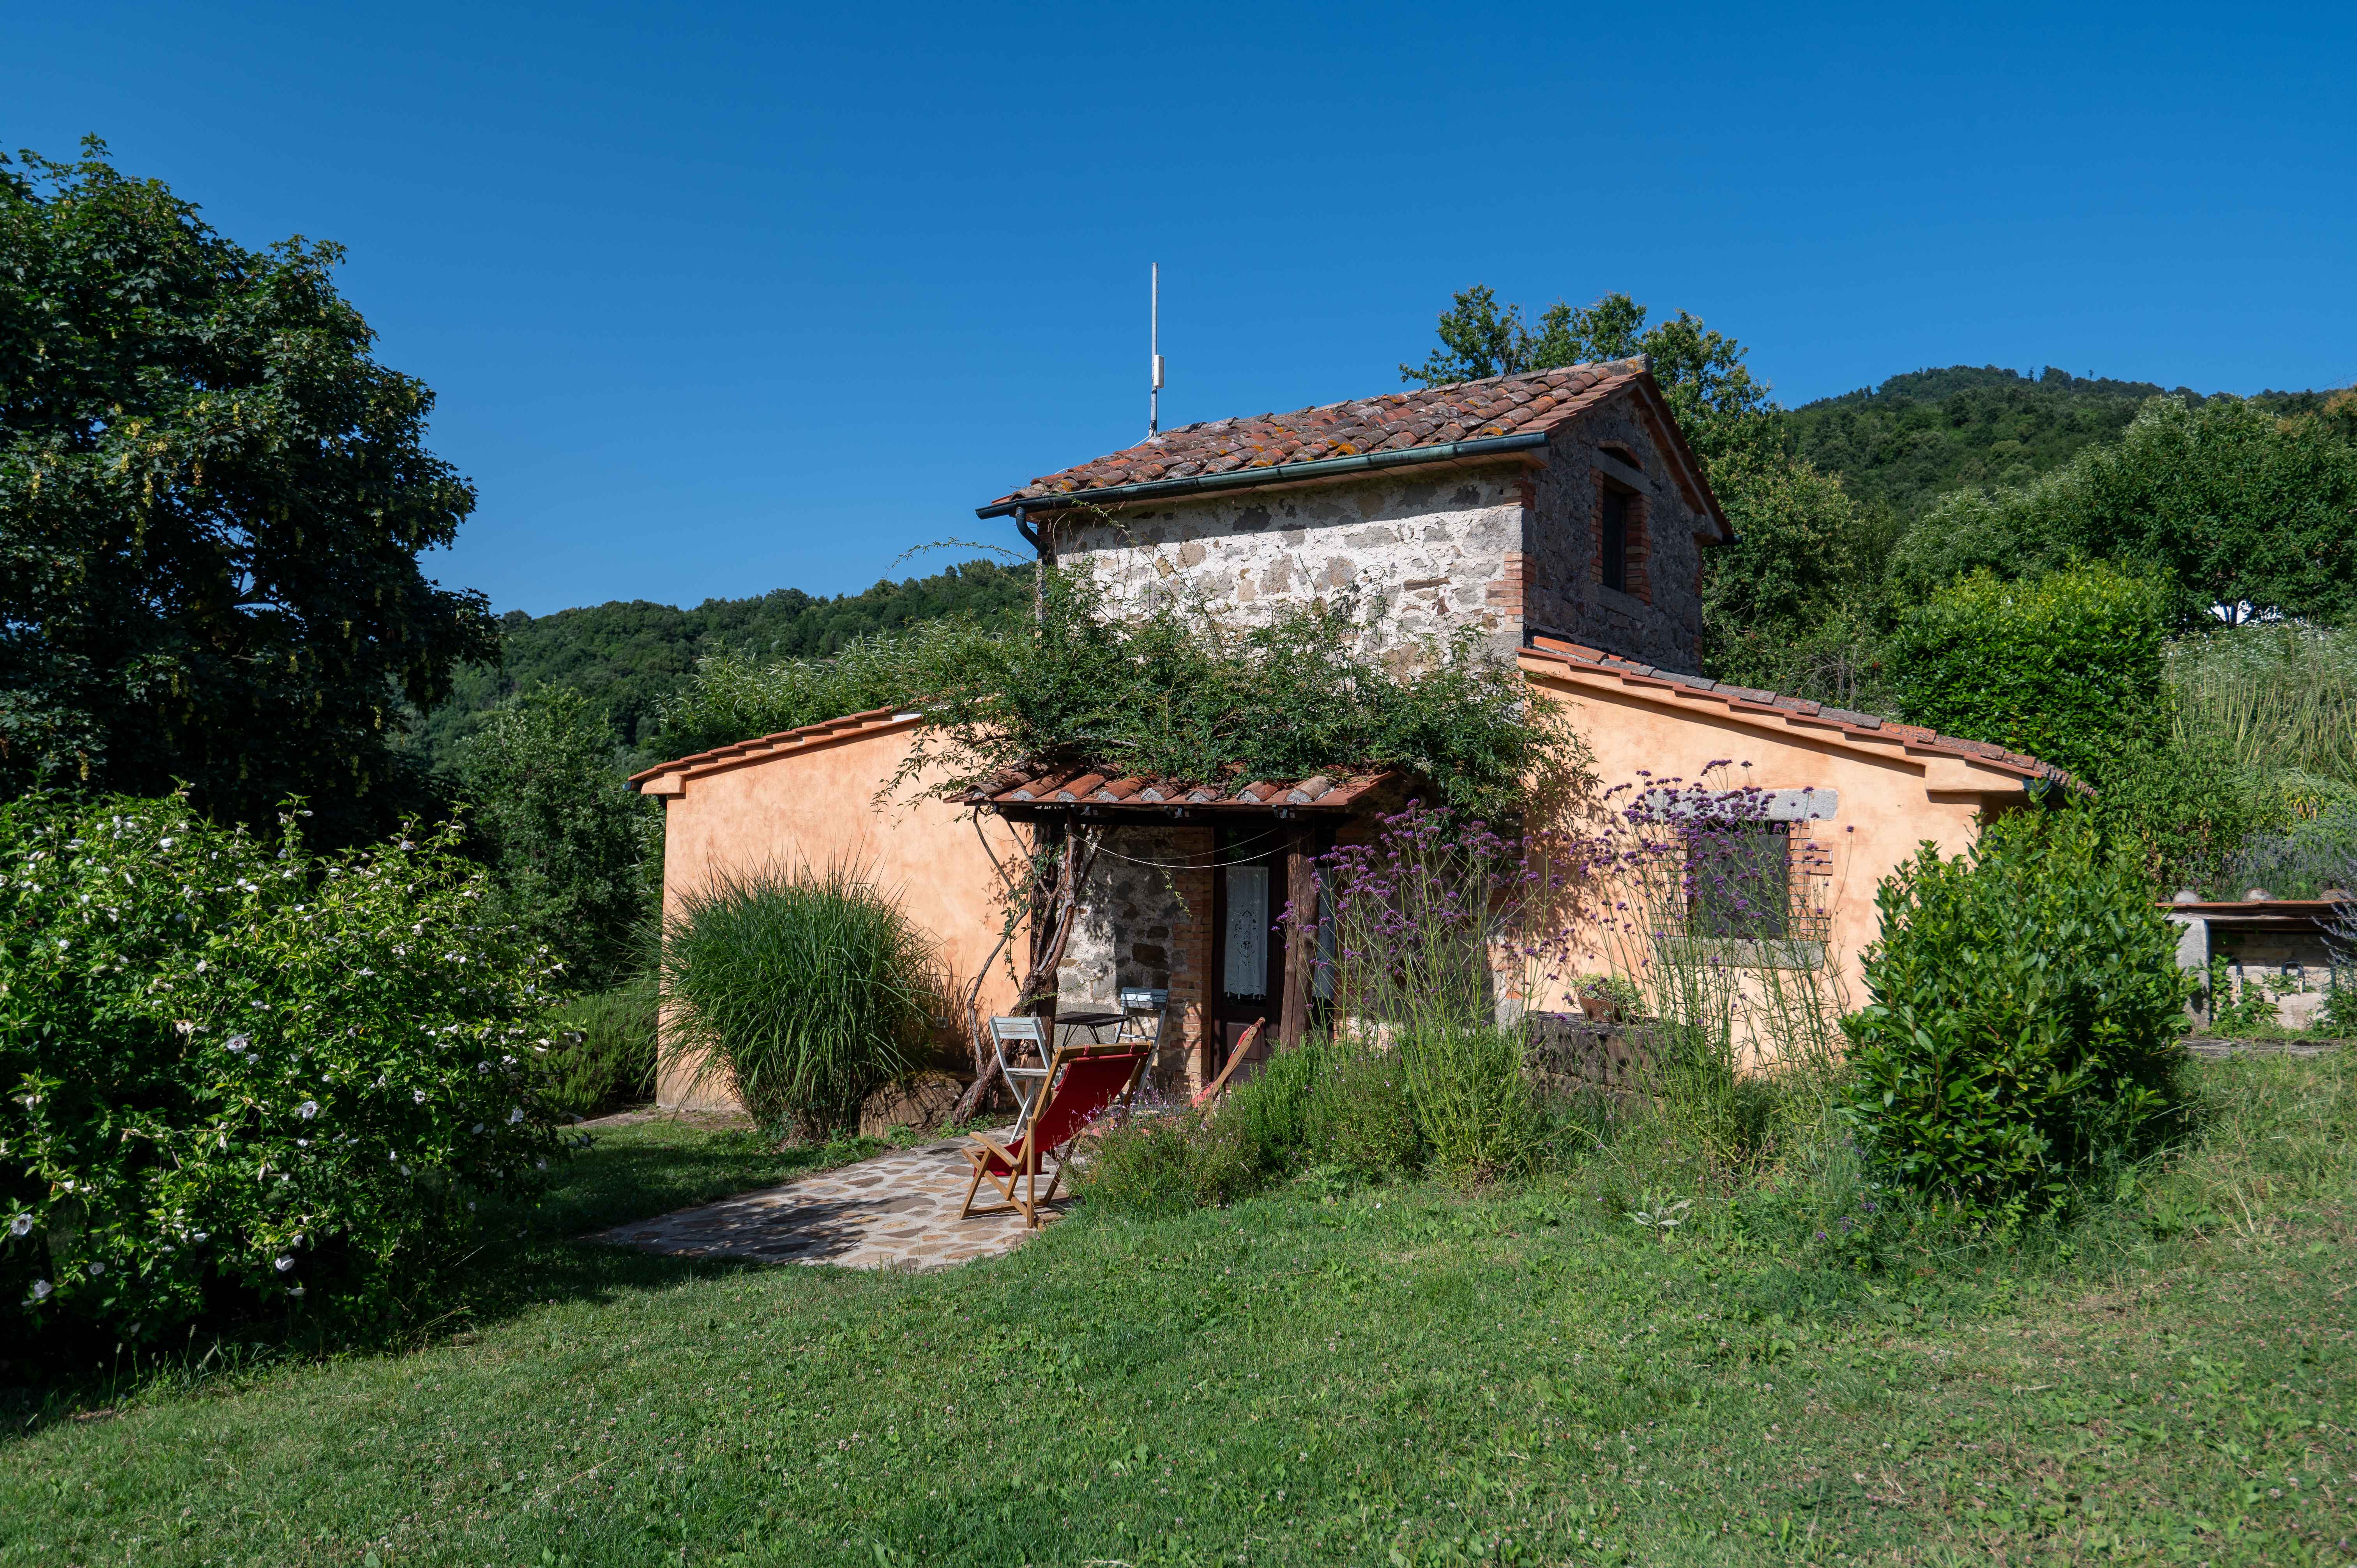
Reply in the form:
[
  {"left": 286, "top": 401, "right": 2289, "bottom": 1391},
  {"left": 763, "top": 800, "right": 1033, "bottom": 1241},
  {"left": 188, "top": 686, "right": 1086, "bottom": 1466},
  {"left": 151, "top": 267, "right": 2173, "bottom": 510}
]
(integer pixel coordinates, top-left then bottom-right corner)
[{"left": 8, "top": 3, "right": 2352, "bottom": 615}]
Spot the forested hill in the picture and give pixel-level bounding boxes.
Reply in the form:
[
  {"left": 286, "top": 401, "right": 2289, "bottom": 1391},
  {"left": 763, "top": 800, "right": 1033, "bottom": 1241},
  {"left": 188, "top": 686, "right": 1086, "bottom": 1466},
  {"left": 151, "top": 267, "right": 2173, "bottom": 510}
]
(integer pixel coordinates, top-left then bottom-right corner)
[
  {"left": 421, "top": 363, "right": 2335, "bottom": 770},
  {"left": 1782, "top": 364, "right": 2324, "bottom": 516},
  {"left": 412, "top": 559, "right": 1027, "bottom": 768}
]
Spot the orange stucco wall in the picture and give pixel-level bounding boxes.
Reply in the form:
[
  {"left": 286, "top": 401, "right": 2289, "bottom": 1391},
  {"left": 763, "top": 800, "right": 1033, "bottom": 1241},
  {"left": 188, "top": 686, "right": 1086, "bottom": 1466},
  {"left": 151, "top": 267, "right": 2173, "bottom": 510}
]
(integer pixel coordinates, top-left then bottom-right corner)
[
  {"left": 1523, "top": 659, "right": 2028, "bottom": 1015},
  {"left": 650, "top": 722, "right": 1028, "bottom": 1111}
]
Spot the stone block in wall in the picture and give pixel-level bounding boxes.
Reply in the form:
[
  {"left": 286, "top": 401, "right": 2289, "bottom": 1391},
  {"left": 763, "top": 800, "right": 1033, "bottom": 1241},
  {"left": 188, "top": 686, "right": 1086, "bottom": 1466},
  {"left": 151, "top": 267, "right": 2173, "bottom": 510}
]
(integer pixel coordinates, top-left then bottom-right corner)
[
  {"left": 858, "top": 1069, "right": 968, "bottom": 1138},
  {"left": 1055, "top": 825, "right": 1215, "bottom": 1095},
  {"left": 1523, "top": 1012, "right": 1665, "bottom": 1096}
]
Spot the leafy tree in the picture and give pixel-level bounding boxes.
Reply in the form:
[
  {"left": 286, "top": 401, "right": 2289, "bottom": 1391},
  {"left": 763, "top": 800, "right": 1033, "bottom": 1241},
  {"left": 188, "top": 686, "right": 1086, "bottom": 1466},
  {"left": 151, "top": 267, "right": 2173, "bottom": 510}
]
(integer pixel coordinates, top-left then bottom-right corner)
[
  {"left": 453, "top": 687, "right": 654, "bottom": 991},
  {"left": 1887, "top": 396, "right": 2357, "bottom": 622},
  {"left": 1398, "top": 285, "right": 1534, "bottom": 385},
  {"left": 0, "top": 142, "right": 493, "bottom": 844},
  {"left": 413, "top": 559, "right": 1027, "bottom": 770},
  {"left": 1888, "top": 562, "right": 2171, "bottom": 782},
  {"left": 1403, "top": 287, "right": 1770, "bottom": 458},
  {"left": 1699, "top": 451, "right": 1884, "bottom": 704},
  {"left": 1406, "top": 286, "right": 1866, "bottom": 695}
]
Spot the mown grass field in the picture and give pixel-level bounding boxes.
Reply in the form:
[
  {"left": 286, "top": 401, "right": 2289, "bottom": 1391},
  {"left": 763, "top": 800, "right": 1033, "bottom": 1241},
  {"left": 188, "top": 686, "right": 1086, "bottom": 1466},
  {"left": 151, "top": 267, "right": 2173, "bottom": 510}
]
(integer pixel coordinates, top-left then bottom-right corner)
[{"left": 5, "top": 1057, "right": 2353, "bottom": 1568}]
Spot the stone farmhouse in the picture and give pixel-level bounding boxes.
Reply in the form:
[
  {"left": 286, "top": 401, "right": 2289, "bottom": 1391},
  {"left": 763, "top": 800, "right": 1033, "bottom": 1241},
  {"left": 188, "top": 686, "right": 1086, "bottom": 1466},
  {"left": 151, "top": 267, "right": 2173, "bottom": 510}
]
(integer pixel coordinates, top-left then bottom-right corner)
[{"left": 634, "top": 358, "right": 2067, "bottom": 1109}]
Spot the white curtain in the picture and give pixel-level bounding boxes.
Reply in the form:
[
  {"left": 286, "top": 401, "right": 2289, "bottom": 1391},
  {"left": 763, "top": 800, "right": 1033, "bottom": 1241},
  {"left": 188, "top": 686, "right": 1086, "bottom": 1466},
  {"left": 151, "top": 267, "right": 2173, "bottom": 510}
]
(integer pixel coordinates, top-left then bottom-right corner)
[{"left": 1222, "top": 865, "right": 1269, "bottom": 999}]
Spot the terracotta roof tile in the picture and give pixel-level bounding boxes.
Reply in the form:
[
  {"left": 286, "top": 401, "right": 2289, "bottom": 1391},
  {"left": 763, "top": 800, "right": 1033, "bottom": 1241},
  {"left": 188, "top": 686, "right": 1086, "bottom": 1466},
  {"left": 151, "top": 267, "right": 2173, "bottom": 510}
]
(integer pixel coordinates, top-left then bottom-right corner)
[
  {"left": 968, "top": 768, "right": 1396, "bottom": 814},
  {"left": 987, "top": 359, "right": 1656, "bottom": 507},
  {"left": 1520, "top": 635, "right": 2082, "bottom": 791},
  {"left": 627, "top": 708, "right": 921, "bottom": 791}
]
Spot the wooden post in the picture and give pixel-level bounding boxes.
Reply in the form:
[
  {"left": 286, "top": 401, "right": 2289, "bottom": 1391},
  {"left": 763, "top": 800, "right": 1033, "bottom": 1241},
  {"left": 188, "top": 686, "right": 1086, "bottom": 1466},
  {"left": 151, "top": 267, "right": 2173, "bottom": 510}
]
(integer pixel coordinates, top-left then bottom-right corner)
[{"left": 1278, "top": 826, "right": 1317, "bottom": 1047}]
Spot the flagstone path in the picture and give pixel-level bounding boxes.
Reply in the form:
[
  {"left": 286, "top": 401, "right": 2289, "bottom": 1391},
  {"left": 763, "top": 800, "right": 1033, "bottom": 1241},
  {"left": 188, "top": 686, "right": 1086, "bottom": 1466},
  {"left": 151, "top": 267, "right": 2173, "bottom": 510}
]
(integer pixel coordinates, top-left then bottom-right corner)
[{"left": 588, "top": 1138, "right": 1055, "bottom": 1271}]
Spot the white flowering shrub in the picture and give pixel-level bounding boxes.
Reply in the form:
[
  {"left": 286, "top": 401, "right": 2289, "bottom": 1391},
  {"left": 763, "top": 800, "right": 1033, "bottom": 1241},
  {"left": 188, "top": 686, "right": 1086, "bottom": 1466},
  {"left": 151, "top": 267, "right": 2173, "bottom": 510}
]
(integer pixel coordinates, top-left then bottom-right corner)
[{"left": 0, "top": 793, "right": 565, "bottom": 1339}]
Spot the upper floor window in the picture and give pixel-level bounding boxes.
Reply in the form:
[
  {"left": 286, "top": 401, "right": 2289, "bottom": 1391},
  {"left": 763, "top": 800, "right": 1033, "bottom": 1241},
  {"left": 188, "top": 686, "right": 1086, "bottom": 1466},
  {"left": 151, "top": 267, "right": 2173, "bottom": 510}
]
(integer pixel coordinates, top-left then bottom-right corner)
[{"left": 1601, "top": 486, "right": 1633, "bottom": 594}]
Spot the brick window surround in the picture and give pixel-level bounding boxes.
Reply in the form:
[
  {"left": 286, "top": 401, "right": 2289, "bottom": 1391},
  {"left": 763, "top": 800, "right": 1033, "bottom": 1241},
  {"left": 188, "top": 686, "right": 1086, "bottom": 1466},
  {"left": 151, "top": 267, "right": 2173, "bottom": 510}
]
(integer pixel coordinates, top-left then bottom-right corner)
[{"left": 1591, "top": 472, "right": 1650, "bottom": 603}]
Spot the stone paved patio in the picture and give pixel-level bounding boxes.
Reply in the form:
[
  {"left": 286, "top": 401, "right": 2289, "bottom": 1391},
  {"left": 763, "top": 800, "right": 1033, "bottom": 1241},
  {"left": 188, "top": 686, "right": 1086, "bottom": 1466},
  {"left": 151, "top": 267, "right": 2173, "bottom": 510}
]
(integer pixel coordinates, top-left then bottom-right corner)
[{"left": 587, "top": 1138, "right": 1057, "bottom": 1271}]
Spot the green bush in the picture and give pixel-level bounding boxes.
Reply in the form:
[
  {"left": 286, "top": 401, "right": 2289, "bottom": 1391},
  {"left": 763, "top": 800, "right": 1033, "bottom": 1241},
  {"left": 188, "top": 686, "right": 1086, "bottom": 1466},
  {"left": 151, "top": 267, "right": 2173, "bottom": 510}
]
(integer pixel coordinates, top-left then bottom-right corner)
[
  {"left": 453, "top": 686, "right": 657, "bottom": 991},
  {"left": 1841, "top": 810, "right": 2191, "bottom": 1220},
  {"left": 1401, "top": 1026, "right": 1543, "bottom": 1187},
  {"left": 1889, "top": 562, "right": 2170, "bottom": 781},
  {"left": 663, "top": 571, "right": 1582, "bottom": 823},
  {"left": 659, "top": 865, "right": 938, "bottom": 1138},
  {"left": 2088, "top": 733, "right": 2259, "bottom": 897},
  {"left": 0, "top": 794, "right": 564, "bottom": 1341},
  {"left": 1305, "top": 1048, "right": 1423, "bottom": 1182},
  {"left": 542, "top": 973, "right": 660, "bottom": 1119}
]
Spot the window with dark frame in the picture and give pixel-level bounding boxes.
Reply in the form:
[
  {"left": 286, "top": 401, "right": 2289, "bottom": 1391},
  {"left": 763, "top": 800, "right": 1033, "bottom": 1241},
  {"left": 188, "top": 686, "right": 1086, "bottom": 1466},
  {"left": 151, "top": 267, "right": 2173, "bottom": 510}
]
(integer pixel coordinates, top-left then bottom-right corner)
[
  {"left": 1600, "top": 486, "right": 1631, "bottom": 593},
  {"left": 1687, "top": 821, "right": 1792, "bottom": 940}
]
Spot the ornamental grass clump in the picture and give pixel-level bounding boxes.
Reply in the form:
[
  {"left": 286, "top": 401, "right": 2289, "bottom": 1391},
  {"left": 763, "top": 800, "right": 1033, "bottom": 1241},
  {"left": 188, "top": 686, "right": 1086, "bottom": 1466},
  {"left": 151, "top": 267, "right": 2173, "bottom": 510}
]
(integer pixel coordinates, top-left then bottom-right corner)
[
  {"left": 660, "top": 865, "right": 940, "bottom": 1139},
  {"left": 1841, "top": 809, "right": 2191, "bottom": 1222},
  {"left": 0, "top": 793, "right": 565, "bottom": 1344}
]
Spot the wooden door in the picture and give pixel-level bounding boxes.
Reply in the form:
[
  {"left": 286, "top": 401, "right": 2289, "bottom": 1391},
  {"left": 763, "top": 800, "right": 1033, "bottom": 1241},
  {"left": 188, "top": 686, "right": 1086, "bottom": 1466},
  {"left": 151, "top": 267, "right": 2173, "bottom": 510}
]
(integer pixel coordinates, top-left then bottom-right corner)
[{"left": 1209, "top": 827, "right": 1285, "bottom": 1077}]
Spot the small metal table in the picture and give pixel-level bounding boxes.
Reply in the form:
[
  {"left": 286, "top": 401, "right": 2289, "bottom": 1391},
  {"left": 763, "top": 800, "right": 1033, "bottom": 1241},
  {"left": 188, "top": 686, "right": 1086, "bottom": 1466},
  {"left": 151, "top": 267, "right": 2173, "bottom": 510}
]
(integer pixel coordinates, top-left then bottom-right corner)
[{"left": 1055, "top": 1008, "right": 1128, "bottom": 1046}]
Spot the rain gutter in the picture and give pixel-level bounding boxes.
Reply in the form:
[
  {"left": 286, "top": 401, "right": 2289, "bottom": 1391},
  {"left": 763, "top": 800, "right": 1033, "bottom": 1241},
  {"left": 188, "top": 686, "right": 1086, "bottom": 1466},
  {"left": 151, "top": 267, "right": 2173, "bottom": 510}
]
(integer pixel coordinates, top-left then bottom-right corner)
[{"left": 974, "top": 430, "right": 1551, "bottom": 519}]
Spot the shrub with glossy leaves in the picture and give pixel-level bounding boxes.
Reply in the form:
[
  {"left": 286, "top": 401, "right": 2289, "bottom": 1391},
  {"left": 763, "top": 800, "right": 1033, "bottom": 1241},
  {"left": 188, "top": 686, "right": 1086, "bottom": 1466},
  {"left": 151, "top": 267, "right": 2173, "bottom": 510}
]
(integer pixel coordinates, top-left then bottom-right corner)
[
  {"left": 1888, "top": 562, "right": 2170, "bottom": 782},
  {"left": 1841, "top": 810, "right": 2190, "bottom": 1220},
  {"left": 0, "top": 794, "right": 565, "bottom": 1340}
]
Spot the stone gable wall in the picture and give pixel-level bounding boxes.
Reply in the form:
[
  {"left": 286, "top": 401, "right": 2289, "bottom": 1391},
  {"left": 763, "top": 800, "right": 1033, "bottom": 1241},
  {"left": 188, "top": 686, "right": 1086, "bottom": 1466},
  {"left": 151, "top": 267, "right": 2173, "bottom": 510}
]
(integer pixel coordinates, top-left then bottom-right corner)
[
  {"left": 1052, "top": 468, "right": 1531, "bottom": 662},
  {"left": 1522, "top": 400, "right": 1709, "bottom": 671},
  {"left": 1049, "top": 389, "right": 1711, "bottom": 672}
]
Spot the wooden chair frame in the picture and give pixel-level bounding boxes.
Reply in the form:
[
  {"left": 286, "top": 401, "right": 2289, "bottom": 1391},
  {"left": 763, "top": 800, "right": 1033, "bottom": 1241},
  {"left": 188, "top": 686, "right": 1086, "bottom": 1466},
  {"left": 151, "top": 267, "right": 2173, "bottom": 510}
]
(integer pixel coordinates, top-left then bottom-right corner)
[
  {"left": 1190, "top": 1016, "right": 1268, "bottom": 1109},
  {"left": 959, "top": 1041, "right": 1150, "bottom": 1228}
]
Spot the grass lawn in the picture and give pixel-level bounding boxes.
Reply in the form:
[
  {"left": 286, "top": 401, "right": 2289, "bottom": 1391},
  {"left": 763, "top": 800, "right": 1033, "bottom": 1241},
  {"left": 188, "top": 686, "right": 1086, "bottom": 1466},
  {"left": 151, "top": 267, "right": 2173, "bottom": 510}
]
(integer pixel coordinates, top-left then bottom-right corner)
[{"left": 5, "top": 1059, "right": 2353, "bottom": 1567}]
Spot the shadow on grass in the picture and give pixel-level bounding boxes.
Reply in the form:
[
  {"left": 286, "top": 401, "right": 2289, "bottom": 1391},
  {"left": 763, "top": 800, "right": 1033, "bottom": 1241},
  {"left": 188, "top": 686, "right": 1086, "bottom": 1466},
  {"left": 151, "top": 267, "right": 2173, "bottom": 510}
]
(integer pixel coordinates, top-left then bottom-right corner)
[{"left": 1, "top": 1114, "right": 891, "bottom": 1437}]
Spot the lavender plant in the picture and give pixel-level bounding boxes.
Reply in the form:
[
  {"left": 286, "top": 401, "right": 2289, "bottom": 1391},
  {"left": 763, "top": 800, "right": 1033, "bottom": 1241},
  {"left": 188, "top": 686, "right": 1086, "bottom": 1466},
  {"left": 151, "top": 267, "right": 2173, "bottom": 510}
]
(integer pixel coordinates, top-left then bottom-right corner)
[
  {"left": 1587, "top": 766, "right": 1848, "bottom": 1174},
  {"left": 1304, "top": 803, "right": 1561, "bottom": 1184},
  {"left": 0, "top": 793, "right": 566, "bottom": 1342}
]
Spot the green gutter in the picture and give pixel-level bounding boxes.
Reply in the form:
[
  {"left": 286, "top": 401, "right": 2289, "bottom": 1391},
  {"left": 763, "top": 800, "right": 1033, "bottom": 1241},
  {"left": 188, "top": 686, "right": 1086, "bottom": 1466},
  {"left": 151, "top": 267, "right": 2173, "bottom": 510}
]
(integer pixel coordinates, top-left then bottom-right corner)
[{"left": 974, "top": 430, "right": 1551, "bottom": 519}]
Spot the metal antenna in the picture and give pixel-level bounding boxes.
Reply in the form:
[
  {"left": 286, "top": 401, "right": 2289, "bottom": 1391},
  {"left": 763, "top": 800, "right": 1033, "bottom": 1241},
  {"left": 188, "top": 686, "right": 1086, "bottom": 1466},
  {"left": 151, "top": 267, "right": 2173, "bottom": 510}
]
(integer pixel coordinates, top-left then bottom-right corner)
[{"left": 1149, "top": 263, "right": 1163, "bottom": 438}]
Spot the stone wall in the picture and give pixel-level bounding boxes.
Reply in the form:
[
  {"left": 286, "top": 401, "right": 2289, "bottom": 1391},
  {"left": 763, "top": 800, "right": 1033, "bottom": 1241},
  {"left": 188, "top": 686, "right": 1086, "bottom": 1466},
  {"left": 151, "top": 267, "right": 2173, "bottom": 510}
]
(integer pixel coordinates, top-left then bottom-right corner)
[
  {"left": 1050, "top": 386, "right": 1713, "bottom": 672},
  {"left": 1053, "top": 466, "right": 1530, "bottom": 662},
  {"left": 1524, "top": 1012, "right": 1664, "bottom": 1097},
  {"left": 2213, "top": 926, "right": 2337, "bottom": 1031},
  {"left": 1057, "top": 825, "right": 1214, "bottom": 1092},
  {"left": 1521, "top": 398, "right": 1711, "bottom": 671}
]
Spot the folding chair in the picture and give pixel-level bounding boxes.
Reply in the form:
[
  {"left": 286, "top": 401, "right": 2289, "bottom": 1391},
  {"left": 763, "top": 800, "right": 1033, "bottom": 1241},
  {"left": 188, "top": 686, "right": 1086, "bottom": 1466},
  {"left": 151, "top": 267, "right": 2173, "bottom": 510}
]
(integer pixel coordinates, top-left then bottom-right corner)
[
  {"left": 959, "top": 1042, "right": 1151, "bottom": 1227},
  {"left": 1190, "top": 1017, "right": 1268, "bottom": 1109},
  {"left": 986, "top": 1015, "right": 1052, "bottom": 1142},
  {"left": 1114, "top": 987, "right": 1171, "bottom": 1072}
]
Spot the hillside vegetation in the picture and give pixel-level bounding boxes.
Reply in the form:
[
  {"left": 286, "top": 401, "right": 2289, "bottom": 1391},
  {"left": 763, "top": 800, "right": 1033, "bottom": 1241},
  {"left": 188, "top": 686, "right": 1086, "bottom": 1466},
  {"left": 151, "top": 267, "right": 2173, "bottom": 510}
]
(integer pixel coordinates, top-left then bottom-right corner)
[
  {"left": 411, "top": 560, "right": 1027, "bottom": 767},
  {"left": 1784, "top": 364, "right": 2336, "bottom": 518},
  {"left": 429, "top": 363, "right": 2338, "bottom": 771}
]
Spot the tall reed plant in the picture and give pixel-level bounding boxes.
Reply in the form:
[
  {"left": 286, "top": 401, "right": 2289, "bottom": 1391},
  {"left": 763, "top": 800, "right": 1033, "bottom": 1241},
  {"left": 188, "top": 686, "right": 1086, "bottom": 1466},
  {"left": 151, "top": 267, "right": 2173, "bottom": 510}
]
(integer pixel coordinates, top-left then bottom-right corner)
[
  {"left": 660, "top": 865, "right": 941, "bottom": 1138},
  {"left": 2167, "top": 622, "right": 2357, "bottom": 791}
]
